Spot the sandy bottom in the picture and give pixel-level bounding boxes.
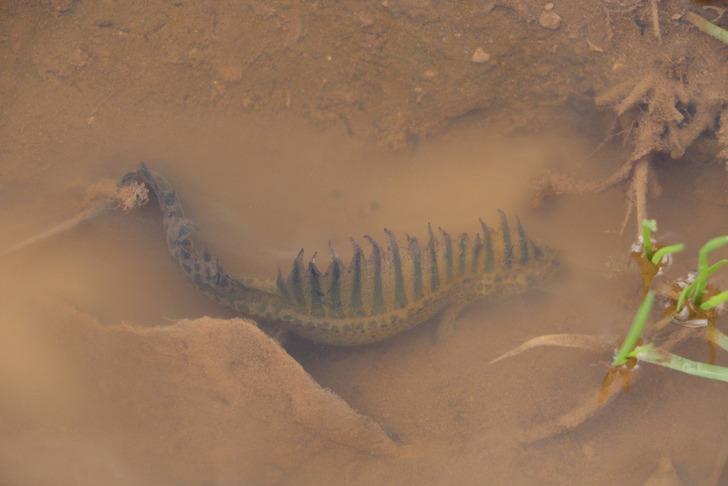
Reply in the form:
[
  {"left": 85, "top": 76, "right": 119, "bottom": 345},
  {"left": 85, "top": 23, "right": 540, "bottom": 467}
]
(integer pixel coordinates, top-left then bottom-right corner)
[{"left": 2, "top": 117, "right": 728, "bottom": 485}]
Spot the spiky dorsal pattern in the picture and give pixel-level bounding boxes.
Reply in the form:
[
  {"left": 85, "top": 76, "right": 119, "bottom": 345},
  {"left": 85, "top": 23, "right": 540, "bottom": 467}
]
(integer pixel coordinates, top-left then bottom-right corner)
[{"left": 276, "top": 211, "right": 541, "bottom": 319}]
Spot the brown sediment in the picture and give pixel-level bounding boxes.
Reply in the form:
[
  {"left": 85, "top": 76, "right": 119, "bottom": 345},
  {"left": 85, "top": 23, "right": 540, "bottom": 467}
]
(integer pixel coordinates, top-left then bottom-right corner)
[
  {"left": 3, "top": 0, "right": 728, "bottom": 483},
  {"left": 520, "top": 326, "right": 694, "bottom": 444},
  {"left": 522, "top": 279, "right": 727, "bottom": 445},
  {"left": 534, "top": 48, "right": 726, "bottom": 234}
]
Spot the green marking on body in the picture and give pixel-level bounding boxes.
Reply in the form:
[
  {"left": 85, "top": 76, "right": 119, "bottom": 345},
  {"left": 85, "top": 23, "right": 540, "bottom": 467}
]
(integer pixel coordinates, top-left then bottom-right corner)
[
  {"left": 480, "top": 219, "right": 494, "bottom": 272},
  {"left": 428, "top": 224, "right": 440, "bottom": 291},
  {"left": 458, "top": 233, "right": 468, "bottom": 275},
  {"left": 291, "top": 249, "right": 306, "bottom": 308},
  {"left": 517, "top": 218, "right": 529, "bottom": 265},
  {"left": 471, "top": 233, "right": 483, "bottom": 273},
  {"left": 349, "top": 240, "right": 365, "bottom": 316},
  {"left": 365, "top": 236, "right": 385, "bottom": 315},
  {"left": 408, "top": 235, "right": 423, "bottom": 300},
  {"left": 440, "top": 228, "right": 454, "bottom": 282},
  {"left": 308, "top": 261, "right": 324, "bottom": 317},
  {"left": 386, "top": 229, "right": 408, "bottom": 309},
  {"left": 327, "top": 254, "right": 344, "bottom": 318},
  {"left": 498, "top": 210, "right": 513, "bottom": 269}
]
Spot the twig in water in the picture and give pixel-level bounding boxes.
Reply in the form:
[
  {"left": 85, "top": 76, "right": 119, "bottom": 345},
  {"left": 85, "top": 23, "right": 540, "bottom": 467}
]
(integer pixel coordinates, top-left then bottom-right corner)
[
  {"left": 1, "top": 181, "right": 149, "bottom": 257},
  {"left": 649, "top": 0, "right": 662, "bottom": 44}
]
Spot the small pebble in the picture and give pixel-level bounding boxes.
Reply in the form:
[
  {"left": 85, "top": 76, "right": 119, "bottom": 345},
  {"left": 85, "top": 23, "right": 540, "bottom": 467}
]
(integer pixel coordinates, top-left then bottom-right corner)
[
  {"left": 216, "top": 64, "right": 243, "bottom": 83},
  {"left": 470, "top": 47, "right": 490, "bottom": 63},
  {"left": 544, "top": 2, "right": 554, "bottom": 11},
  {"left": 422, "top": 69, "right": 437, "bottom": 80},
  {"left": 52, "top": 0, "right": 76, "bottom": 12},
  {"left": 69, "top": 47, "right": 90, "bottom": 68},
  {"left": 358, "top": 12, "right": 374, "bottom": 27},
  {"left": 671, "top": 13, "right": 682, "bottom": 20},
  {"left": 539, "top": 10, "right": 561, "bottom": 30}
]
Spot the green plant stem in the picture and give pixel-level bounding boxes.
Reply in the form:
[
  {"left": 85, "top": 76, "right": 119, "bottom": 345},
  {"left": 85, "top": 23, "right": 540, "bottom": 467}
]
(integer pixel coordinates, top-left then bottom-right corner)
[
  {"left": 642, "top": 219, "right": 657, "bottom": 260},
  {"left": 613, "top": 292, "right": 654, "bottom": 367},
  {"left": 677, "top": 282, "right": 695, "bottom": 312},
  {"left": 700, "top": 290, "right": 728, "bottom": 311},
  {"left": 707, "top": 259, "right": 728, "bottom": 276},
  {"left": 684, "top": 11, "right": 728, "bottom": 45},
  {"left": 650, "top": 243, "right": 685, "bottom": 265},
  {"left": 631, "top": 343, "right": 728, "bottom": 383},
  {"left": 694, "top": 237, "right": 728, "bottom": 306},
  {"left": 677, "top": 286, "right": 691, "bottom": 311},
  {"left": 677, "top": 260, "right": 728, "bottom": 311}
]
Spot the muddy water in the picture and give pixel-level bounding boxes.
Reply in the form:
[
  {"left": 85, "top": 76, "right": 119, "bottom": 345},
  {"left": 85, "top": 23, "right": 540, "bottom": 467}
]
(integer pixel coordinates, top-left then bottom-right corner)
[{"left": 1, "top": 114, "right": 728, "bottom": 484}]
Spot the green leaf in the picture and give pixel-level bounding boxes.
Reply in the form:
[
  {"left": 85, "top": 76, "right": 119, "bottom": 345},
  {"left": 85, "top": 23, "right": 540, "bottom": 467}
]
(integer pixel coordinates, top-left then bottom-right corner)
[
  {"left": 676, "top": 282, "right": 695, "bottom": 312},
  {"left": 613, "top": 292, "right": 654, "bottom": 367},
  {"left": 650, "top": 243, "right": 685, "bottom": 265},
  {"left": 631, "top": 343, "right": 728, "bottom": 383},
  {"left": 694, "top": 236, "right": 728, "bottom": 305},
  {"left": 700, "top": 290, "right": 728, "bottom": 311}
]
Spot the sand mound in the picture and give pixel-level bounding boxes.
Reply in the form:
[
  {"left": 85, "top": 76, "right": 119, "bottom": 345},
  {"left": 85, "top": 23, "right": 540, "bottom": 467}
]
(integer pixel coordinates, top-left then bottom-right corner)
[{"left": 0, "top": 301, "right": 395, "bottom": 485}]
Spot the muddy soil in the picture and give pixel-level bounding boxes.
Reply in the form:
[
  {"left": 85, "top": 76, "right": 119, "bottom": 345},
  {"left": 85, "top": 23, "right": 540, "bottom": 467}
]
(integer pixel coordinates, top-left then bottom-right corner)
[{"left": 2, "top": 1, "right": 728, "bottom": 485}]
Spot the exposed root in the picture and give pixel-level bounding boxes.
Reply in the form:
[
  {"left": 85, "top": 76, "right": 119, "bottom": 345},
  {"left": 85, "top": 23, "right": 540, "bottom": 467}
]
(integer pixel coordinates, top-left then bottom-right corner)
[
  {"left": 532, "top": 155, "right": 653, "bottom": 235},
  {"left": 489, "top": 334, "right": 613, "bottom": 364},
  {"left": 720, "top": 109, "right": 728, "bottom": 170},
  {"left": 649, "top": 0, "right": 661, "bottom": 44},
  {"left": 520, "top": 325, "right": 694, "bottom": 444},
  {"left": 702, "top": 6, "right": 726, "bottom": 23},
  {"left": 531, "top": 158, "right": 635, "bottom": 206},
  {"left": 534, "top": 56, "right": 722, "bottom": 234},
  {"left": 594, "top": 59, "right": 720, "bottom": 162},
  {"left": 630, "top": 158, "right": 649, "bottom": 233}
]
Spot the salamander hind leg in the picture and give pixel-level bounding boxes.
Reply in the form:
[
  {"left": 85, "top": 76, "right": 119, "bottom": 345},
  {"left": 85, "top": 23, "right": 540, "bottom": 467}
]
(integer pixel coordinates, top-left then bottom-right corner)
[{"left": 432, "top": 303, "right": 467, "bottom": 344}]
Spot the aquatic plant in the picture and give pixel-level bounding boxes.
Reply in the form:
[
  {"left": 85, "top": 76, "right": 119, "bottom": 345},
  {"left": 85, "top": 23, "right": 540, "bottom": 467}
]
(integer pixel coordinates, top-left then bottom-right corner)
[
  {"left": 639, "top": 219, "right": 685, "bottom": 267},
  {"left": 676, "top": 236, "right": 728, "bottom": 312},
  {"left": 612, "top": 292, "right": 728, "bottom": 383},
  {"left": 629, "top": 342, "right": 728, "bottom": 383},
  {"left": 634, "top": 219, "right": 684, "bottom": 293},
  {"left": 641, "top": 219, "right": 657, "bottom": 260},
  {"left": 494, "top": 221, "right": 728, "bottom": 442},
  {"left": 612, "top": 292, "right": 653, "bottom": 367}
]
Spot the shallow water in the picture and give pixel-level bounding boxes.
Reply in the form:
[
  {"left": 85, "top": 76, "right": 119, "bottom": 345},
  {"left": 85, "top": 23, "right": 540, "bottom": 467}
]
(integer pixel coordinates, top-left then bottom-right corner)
[
  {"left": 3, "top": 1, "right": 728, "bottom": 480},
  {"left": 2, "top": 108, "right": 728, "bottom": 485}
]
